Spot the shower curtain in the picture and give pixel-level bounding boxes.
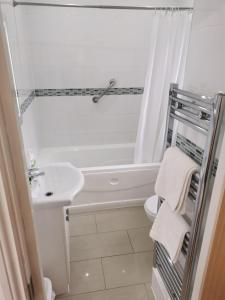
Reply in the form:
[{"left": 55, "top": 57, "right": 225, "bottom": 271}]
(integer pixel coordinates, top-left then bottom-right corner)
[{"left": 135, "top": 11, "right": 192, "bottom": 163}]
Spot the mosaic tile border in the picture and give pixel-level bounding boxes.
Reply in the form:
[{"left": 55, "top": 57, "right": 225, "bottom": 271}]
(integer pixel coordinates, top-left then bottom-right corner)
[
  {"left": 17, "top": 89, "right": 33, "bottom": 98},
  {"left": 176, "top": 133, "right": 204, "bottom": 166},
  {"left": 20, "top": 90, "right": 36, "bottom": 115},
  {"left": 35, "top": 87, "right": 144, "bottom": 97},
  {"left": 19, "top": 87, "right": 144, "bottom": 115},
  {"left": 167, "top": 128, "right": 218, "bottom": 176},
  {"left": 19, "top": 91, "right": 218, "bottom": 176}
]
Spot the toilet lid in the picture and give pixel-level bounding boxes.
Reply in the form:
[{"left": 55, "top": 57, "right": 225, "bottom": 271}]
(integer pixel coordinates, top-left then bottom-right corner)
[{"left": 144, "top": 195, "right": 158, "bottom": 216}]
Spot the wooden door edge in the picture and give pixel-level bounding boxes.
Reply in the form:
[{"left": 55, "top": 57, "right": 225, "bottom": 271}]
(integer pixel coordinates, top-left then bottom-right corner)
[{"left": 0, "top": 15, "right": 45, "bottom": 300}]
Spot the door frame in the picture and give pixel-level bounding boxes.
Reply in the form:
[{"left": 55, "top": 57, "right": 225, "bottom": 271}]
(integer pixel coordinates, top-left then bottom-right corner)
[
  {"left": 191, "top": 129, "right": 225, "bottom": 299},
  {"left": 0, "top": 14, "right": 45, "bottom": 300},
  {"left": 200, "top": 183, "right": 225, "bottom": 299}
]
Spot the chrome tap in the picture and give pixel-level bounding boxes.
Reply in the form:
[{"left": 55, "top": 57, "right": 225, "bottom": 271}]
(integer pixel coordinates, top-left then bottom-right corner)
[{"left": 28, "top": 167, "right": 45, "bottom": 183}]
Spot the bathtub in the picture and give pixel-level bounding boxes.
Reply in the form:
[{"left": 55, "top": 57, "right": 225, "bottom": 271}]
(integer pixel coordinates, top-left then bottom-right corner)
[
  {"left": 38, "top": 143, "right": 134, "bottom": 168},
  {"left": 38, "top": 144, "right": 159, "bottom": 213}
]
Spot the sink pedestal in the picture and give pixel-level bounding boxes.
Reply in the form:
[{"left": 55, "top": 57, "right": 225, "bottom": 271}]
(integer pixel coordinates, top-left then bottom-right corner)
[
  {"left": 34, "top": 206, "right": 70, "bottom": 295},
  {"left": 31, "top": 162, "right": 84, "bottom": 295}
]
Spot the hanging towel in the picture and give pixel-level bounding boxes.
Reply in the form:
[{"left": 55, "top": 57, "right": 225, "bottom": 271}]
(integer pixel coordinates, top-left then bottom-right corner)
[
  {"left": 155, "top": 146, "right": 198, "bottom": 214},
  {"left": 150, "top": 201, "right": 189, "bottom": 263}
]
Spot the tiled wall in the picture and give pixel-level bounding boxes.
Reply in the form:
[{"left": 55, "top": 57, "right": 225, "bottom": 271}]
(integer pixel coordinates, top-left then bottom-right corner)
[
  {"left": 23, "top": 0, "right": 192, "bottom": 89},
  {"left": 34, "top": 87, "right": 144, "bottom": 97},
  {"left": 3, "top": 0, "right": 193, "bottom": 152},
  {"left": 182, "top": 1, "right": 225, "bottom": 298},
  {"left": 181, "top": 0, "right": 225, "bottom": 149},
  {"left": 184, "top": 0, "right": 225, "bottom": 95},
  {"left": 35, "top": 94, "right": 142, "bottom": 147},
  {"left": 167, "top": 129, "right": 218, "bottom": 176},
  {"left": 19, "top": 3, "right": 151, "bottom": 147},
  {"left": 19, "top": 87, "right": 144, "bottom": 115},
  {"left": 0, "top": 3, "right": 40, "bottom": 159},
  {"left": 17, "top": 0, "right": 193, "bottom": 148}
]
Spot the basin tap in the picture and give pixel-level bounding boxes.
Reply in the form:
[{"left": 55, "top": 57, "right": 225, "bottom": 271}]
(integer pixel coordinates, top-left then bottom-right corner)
[{"left": 28, "top": 167, "right": 45, "bottom": 183}]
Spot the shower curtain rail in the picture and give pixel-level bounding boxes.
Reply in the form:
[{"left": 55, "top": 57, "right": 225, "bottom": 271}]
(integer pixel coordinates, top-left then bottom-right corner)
[{"left": 12, "top": 0, "right": 193, "bottom": 11}]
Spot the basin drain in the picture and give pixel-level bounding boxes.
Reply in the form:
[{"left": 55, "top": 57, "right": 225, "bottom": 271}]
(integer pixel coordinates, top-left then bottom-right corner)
[{"left": 45, "top": 192, "right": 53, "bottom": 197}]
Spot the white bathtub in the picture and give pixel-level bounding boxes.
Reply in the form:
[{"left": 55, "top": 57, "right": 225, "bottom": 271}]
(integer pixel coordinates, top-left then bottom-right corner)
[
  {"left": 38, "top": 144, "right": 159, "bottom": 213},
  {"left": 38, "top": 143, "right": 134, "bottom": 168}
]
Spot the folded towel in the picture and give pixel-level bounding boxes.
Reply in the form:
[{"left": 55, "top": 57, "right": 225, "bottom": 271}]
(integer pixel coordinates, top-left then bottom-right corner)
[
  {"left": 150, "top": 201, "right": 189, "bottom": 263},
  {"left": 155, "top": 146, "right": 198, "bottom": 214}
]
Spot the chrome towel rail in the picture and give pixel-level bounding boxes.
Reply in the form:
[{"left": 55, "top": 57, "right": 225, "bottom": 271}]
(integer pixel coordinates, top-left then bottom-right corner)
[
  {"left": 155, "top": 83, "right": 225, "bottom": 300},
  {"left": 172, "top": 87, "right": 213, "bottom": 105},
  {"left": 92, "top": 79, "right": 116, "bottom": 103}
]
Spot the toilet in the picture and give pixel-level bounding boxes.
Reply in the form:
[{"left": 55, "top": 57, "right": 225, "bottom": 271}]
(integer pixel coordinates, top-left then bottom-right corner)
[
  {"left": 144, "top": 195, "right": 158, "bottom": 222},
  {"left": 44, "top": 277, "right": 55, "bottom": 300}
]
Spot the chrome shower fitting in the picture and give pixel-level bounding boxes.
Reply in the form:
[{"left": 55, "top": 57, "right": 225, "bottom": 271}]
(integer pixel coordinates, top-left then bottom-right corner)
[{"left": 92, "top": 79, "right": 116, "bottom": 103}]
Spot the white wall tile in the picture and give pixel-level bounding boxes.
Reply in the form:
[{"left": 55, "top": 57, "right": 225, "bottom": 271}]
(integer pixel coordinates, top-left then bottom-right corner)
[
  {"left": 36, "top": 95, "right": 141, "bottom": 147},
  {"left": 18, "top": 1, "right": 156, "bottom": 147},
  {"left": 23, "top": 8, "right": 154, "bottom": 89},
  {"left": 182, "top": 1, "right": 225, "bottom": 298},
  {"left": 184, "top": 0, "right": 225, "bottom": 95},
  {"left": 21, "top": 99, "right": 40, "bottom": 158},
  {"left": 0, "top": 3, "right": 40, "bottom": 159},
  {"left": 6, "top": 0, "right": 193, "bottom": 149},
  {"left": 181, "top": 0, "right": 225, "bottom": 149}
]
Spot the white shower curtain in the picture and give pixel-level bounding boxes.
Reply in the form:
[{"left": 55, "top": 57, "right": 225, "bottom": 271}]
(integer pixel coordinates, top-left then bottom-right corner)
[{"left": 135, "top": 12, "right": 192, "bottom": 163}]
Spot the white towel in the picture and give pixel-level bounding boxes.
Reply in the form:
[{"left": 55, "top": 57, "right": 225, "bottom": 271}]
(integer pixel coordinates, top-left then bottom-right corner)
[
  {"left": 155, "top": 146, "right": 198, "bottom": 214},
  {"left": 150, "top": 201, "right": 189, "bottom": 263}
]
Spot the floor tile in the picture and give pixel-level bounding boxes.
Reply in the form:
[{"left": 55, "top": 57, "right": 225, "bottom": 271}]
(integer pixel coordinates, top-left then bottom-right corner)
[
  {"left": 145, "top": 283, "right": 155, "bottom": 300},
  {"left": 70, "top": 231, "right": 133, "bottom": 261},
  {"left": 128, "top": 227, "right": 154, "bottom": 252},
  {"left": 96, "top": 207, "right": 150, "bottom": 232},
  {"left": 57, "top": 284, "right": 149, "bottom": 300},
  {"left": 70, "top": 214, "right": 97, "bottom": 236},
  {"left": 69, "top": 259, "right": 105, "bottom": 294},
  {"left": 102, "top": 252, "right": 153, "bottom": 289}
]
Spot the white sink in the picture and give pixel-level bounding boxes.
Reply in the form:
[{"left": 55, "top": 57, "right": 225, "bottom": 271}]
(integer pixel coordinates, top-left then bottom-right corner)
[{"left": 31, "top": 162, "right": 84, "bottom": 209}]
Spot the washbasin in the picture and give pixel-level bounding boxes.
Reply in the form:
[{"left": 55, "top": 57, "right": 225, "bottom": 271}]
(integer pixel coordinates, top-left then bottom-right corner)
[{"left": 31, "top": 162, "right": 84, "bottom": 209}]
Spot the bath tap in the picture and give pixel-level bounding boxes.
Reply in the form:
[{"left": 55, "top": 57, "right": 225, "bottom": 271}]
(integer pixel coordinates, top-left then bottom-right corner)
[{"left": 28, "top": 167, "right": 45, "bottom": 183}]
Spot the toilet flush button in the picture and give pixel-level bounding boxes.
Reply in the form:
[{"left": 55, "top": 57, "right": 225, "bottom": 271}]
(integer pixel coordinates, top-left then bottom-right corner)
[{"left": 109, "top": 178, "right": 119, "bottom": 185}]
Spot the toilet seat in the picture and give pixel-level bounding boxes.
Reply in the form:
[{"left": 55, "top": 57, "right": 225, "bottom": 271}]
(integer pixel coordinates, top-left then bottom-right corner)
[{"left": 144, "top": 195, "right": 158, "bottom": 218}]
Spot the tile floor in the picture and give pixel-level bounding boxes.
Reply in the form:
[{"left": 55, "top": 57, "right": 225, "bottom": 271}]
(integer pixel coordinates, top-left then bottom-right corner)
[{"left": 58, "top": 207, "right": 155, "bottom": 300}]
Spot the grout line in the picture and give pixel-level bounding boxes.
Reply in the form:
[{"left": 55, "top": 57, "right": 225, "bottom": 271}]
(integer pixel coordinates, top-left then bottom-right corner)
[
  {"left": 144, "top": 282, "right": 153, "bottom": 300},
  {"left": 66, "top": 210, "right": 154, "bottom": 299},
  {"left": 94, "top": 213, "right": 98, "bottom": 233},
  {"left": 126, "top": 230, "right": 135, "bottom": 253},
  {"left": 69, "top": 227, "right": 154, "bottom": 262},
  {"left": 64, "top": 281, "right": 153, "bottom": 298},
  {"left": 90, "top": 280, "right": 153, "bottom": 295},
  {"left": 62, "top": 282, "right": 153, "bottom": 298},
  {"left": 70, "top": 250, "right": 154, "bottom": 263},
  {"left": 69, "top": 225, "right": 152, "bottom": 238},
  {"left": 69, "top": 206, "right": 146, "bottom": 217},
  {"left": 101, "top": 257, "right": 107, "bottom": 290}
]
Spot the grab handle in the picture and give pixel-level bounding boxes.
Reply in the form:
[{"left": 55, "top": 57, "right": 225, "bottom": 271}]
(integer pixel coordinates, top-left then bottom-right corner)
[{"left": 92, "top": 79, "right": 116, "bottom": 103}]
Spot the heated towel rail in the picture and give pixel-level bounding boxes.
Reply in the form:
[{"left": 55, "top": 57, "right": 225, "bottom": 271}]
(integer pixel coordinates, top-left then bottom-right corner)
[{"left": 153, "top": 83, "right": 225, "bottom": 299}]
